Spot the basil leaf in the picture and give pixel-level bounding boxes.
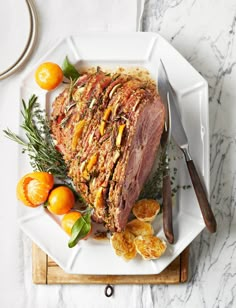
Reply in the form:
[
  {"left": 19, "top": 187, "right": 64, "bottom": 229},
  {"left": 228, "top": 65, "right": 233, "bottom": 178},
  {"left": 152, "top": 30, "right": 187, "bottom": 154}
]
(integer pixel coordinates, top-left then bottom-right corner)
[
  {"left": 62, "top": 56, "right": 80, "bottom": 80},
  {"left": 68, "top": 212, "right": 91, "bottom": 248}
]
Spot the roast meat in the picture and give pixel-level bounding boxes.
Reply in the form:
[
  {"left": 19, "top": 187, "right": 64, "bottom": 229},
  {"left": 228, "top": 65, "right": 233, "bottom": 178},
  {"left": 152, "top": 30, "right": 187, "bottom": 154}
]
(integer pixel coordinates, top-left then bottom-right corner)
[{"left": 51, "top": 69, "right": 165, "bottom": 231}]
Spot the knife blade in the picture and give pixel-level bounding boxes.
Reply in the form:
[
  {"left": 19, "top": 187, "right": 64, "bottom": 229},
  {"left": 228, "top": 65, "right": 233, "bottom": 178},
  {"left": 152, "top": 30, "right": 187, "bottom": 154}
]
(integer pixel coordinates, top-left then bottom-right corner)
[
  {"left": 159, "top": 60, "right": 217, "bottom": 233},
  {"left": 158, "top": 65, "right": 174, "bottom": 244}
]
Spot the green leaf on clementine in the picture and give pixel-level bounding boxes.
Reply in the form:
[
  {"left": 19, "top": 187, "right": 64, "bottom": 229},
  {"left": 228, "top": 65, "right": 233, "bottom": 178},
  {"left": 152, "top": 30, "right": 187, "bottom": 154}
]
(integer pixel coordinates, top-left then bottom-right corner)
[
  {"left": 62, "top": 56, "right": 80, "bottom": 80},
  {"left": 68, "top": 212, "right": 91, "bottom": 248}
]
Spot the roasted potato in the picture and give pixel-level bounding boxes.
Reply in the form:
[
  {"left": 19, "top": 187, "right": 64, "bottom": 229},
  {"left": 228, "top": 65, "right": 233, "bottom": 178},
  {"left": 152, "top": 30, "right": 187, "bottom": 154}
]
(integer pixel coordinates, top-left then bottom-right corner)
[
  {"left": 125, "top": 219, "right": 154, "bottom": 237},
  {"left": 132, "top": 199, "right": 160, "bottom": 222},
  {"left": 110, "top": 230, "right": 136, "bottom": 261},
  {"left": 134, "top": 235, "right": 167, "bottom": 260}
]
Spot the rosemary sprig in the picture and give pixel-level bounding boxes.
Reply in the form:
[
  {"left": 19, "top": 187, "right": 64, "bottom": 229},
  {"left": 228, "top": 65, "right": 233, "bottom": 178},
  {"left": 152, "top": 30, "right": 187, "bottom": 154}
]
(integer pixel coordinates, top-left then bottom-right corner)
[{"left": 3, "top": 95, "right": 68, "bottom": 179}]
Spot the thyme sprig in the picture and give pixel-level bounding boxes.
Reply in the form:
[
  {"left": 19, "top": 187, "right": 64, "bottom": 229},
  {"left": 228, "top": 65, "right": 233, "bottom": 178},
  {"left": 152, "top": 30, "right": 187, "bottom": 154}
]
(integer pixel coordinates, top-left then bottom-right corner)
[
  {"left": 139, "top": 142, "right": 191, "bottom": 203},
  {"left": 3, "top": 95, "right": 68, "bottom": 179}
]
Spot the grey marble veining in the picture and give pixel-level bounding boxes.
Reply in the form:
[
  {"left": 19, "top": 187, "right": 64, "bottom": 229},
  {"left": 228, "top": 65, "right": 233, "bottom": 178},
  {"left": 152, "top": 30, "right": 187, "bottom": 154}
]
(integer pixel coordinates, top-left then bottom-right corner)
[{"left": 142, "top": 0, "right": 236, "bottom": 307}]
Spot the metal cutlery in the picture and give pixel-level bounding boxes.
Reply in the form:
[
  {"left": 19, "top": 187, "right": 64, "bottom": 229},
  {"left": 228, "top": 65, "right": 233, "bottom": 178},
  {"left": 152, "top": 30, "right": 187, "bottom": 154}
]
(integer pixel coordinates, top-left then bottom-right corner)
[
  {"left": 158, "top": 60, "right": 217, "bottom": 233},
  {"left": 158, "top": 71, "right": 174, "bottom": 244}
]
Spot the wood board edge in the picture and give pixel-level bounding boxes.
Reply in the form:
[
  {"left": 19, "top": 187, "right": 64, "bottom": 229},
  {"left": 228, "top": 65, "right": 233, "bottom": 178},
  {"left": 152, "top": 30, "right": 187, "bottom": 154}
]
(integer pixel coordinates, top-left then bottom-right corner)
[
  {"left": 32, "top": 243, "right": 189, "bottom": 284},
  {"left": 180, "top": 247, "right": 189, "bottom": 282},
  {"left": 32, "top": 243, "right": 47, "bottom": 284}
]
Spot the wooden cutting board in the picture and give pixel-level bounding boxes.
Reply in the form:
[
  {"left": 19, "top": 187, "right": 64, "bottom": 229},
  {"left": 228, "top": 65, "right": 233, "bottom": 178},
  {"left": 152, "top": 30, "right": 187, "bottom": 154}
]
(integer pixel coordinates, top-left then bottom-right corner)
[{"left": 32, "top": 243, "right": 189, "bottom": 284}]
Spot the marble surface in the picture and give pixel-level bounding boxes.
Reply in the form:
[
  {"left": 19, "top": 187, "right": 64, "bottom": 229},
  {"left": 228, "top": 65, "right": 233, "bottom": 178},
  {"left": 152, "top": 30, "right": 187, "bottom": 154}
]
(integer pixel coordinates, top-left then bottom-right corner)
[
  {"left": 142, "top": 0, "right": 236, "bottom": 307},
  {"left": 0, "top": 0, "right": 235, "bottom": 307}
]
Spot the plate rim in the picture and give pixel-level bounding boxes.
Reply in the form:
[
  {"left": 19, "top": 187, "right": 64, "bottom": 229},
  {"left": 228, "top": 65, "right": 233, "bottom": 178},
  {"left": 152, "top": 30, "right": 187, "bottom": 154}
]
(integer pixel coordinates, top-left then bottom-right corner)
[{"left": 0, "top": 0, "right": 37, "bottom": 80}]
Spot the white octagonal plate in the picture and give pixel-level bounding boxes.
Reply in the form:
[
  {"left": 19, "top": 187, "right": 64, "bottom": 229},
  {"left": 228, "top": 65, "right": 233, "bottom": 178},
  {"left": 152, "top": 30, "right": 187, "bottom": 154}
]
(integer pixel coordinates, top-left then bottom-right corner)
[{"left": 18, "top": 32, "right": 208, "bottom": 275}]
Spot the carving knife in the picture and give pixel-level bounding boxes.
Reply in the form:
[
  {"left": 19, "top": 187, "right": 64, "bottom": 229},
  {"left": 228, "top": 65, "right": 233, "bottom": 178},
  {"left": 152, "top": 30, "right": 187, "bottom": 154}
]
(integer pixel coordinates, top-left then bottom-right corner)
[
  {"left": 159, "top": 60, "right": 217, "bottom": 233},
  {"left": 158, "top": 72, "right": 174, "bottom": 244}
]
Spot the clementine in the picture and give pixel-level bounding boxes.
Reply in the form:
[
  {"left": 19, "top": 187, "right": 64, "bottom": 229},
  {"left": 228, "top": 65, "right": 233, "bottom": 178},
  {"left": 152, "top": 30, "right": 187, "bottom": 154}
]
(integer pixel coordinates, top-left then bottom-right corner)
[
  {"left": 16, "top": 171, "right": 54, "bottom": 207},
  {"left": 47, "top": 186, "right": 75, "bottom": 215},
  {"left": 35, "top": 62, "right": 63, "bottom": 90},
  {"left": 61, "top": 211, "right": 82, "bottom": 235}
]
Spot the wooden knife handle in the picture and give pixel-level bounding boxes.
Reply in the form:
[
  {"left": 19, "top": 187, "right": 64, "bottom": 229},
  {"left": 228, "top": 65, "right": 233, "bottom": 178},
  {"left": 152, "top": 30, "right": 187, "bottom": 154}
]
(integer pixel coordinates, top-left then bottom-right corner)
[
  {"left": 186, "top": 160, "right": 217, "bottom": 233},
  {"left": 162, "top": 174, "right": 174, "bottom": 244}
]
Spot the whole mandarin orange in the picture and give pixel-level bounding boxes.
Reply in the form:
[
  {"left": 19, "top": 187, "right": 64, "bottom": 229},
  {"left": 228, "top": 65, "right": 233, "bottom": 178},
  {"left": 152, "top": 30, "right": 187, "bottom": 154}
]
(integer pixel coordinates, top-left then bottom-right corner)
[
  {"left": 47, "top": 186, "right": 75, "bottom": 215},
  {"left": 61, "top": 211, "right": 82, "bottom": 235},
  {"left": 35, "top": 62, "right": 63, "bottom": 90}
]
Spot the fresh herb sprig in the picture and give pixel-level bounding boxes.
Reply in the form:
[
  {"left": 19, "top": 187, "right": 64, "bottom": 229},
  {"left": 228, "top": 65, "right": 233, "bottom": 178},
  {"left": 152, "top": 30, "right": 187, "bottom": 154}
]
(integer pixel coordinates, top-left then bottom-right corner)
[
  {"left": 3, "top": 95, "right": 68, "bottom": 179},
  {"left": 139, "top": 143, "right": 191, "bottom": 203}
]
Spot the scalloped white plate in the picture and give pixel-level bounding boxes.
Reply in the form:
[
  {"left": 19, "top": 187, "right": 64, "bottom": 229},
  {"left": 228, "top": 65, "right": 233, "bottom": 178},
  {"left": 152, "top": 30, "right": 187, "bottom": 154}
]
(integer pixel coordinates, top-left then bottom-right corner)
[
  {"left": 0, "top": 0, "right": 37, "bottom": 80},
  {"left": 18, "top": 32, "right": 208, "bottom": 275}
]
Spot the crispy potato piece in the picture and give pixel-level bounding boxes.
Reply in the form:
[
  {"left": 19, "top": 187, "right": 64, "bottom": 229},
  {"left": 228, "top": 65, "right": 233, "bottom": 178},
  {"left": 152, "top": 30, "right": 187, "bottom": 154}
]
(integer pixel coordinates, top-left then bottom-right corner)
[
  {"left": 110, "top": 230, "right": 136, "bottom": 261},
  {"left": 132, "top": 199, "right": 160, "bottom": 222},
  {"left": 125, "top": 219, "right": 153, "bottom": 237},
  {"left": 134, "top": 235, "right": 167, "bottom": 260}
]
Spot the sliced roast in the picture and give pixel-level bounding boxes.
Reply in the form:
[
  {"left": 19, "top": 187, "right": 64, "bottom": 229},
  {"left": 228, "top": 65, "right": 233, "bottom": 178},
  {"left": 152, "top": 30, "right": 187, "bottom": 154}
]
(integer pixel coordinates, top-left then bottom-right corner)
[{"left": 51, "top": 69, "right": 165, "bottom": 231}]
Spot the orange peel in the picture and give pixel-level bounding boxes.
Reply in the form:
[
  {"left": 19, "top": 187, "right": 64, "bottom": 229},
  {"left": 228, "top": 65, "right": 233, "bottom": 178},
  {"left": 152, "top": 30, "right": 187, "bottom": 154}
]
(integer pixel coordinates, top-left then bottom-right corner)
[{"left": 16, "top": 172, "right": 54, "bottom": 207}]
